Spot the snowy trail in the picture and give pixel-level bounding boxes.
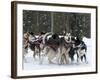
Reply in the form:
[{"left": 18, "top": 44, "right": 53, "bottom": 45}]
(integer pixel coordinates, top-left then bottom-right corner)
[{"left": 23, "top": 37, "right": 92, "bottom": 70}]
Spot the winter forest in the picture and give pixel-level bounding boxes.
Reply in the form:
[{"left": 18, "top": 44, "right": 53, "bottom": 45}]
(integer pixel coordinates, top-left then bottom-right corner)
[{"left": 23, "top": 10, "right": 91, "bottom": 39}]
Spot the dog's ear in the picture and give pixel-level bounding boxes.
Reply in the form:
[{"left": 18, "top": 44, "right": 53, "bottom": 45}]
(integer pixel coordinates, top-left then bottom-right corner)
[
  {"left": 52, "top": 33, "right": 59, "bottom": 39},
  {"left": 71, "top": 37, "right": 74, "bottom": 40},
  {"left": 76, "top": 36, "right": 80, "bottom": 41},
  {"left": 41, "top": 31, "right": 45, "bottom": 35},
  {"left": 30, "top": 32, "right": 34, "bottom": 35}
]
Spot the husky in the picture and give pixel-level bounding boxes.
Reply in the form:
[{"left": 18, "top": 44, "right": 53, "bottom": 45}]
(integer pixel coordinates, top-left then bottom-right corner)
[
  {"left": 71, "top": 36, "right": 88, "bottom": 63},
  {"left": 28, "top": 32, "right": 41, "bottom": 60},
  {"left": 42, "top": 32, "right": 73, "bottom": 64},
  {"left": 23, "top": 32, "right": 29, "bottom": 62}
]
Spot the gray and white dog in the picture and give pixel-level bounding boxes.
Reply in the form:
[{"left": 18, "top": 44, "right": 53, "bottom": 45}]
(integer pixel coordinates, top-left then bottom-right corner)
[{"left": 42, "top": 32, "right": 73, "bottom": 64}]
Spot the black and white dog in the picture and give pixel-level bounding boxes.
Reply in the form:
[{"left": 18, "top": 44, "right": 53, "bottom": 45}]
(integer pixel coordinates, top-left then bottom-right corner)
[{"left": 69, "top": 36, "right": 87, "bottom": 63}]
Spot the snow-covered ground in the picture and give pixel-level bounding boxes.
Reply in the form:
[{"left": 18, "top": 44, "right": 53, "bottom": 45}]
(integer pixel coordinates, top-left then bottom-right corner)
[{"left": 23, "top": 37, "right": 92, "bottom": 70}]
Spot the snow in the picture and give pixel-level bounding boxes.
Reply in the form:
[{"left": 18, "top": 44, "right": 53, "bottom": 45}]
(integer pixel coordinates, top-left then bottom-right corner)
[{"left": 23, "top": 37, "right": 93, "bottom": 70}]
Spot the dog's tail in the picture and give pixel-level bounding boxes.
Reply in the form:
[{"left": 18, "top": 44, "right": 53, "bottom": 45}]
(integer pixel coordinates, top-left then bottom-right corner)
[{"left": 42, "top": 32, "right": 52, "bottom": 44}]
